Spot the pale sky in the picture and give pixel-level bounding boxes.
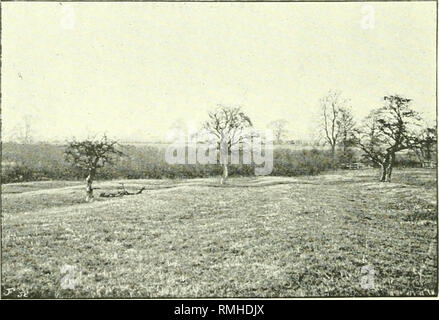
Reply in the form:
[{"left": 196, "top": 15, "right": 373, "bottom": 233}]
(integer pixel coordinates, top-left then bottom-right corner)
[{"left": 1, "top": 2, "right": 437, "bottom": 142}]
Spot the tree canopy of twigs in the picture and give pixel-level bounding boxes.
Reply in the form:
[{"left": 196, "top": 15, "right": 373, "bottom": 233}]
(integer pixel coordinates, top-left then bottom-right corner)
[
  {"left": 202, "top": 105, "right": 253, "bottom": 184},
  {"left": 268, "top": 119, "right": 289, "bottom": 144},
  {"left": 65, "top": 135, "right": 124, "bottom": 201},
  {"left": 354, "top": 95, "right": 423, "bottom": 182},
  {"left": 319, "top": 91, "right": 355, "bottom": 161},
  {"left": 412, "top": 125, "right": 437, "bottom": 163}
]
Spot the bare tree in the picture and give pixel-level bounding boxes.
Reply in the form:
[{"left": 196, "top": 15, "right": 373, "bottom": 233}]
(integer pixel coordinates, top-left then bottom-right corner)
[
  {"left": 319, "top": 91, "right": 349, "bottom": 161},
  {"left": 22, "top": 115, "right": 33, "bottom": 143},
  {"left": 338, "top": 107, "right": 356, "bottom": 156},
  {"left": 355, "top": 95, "right": 422, "bottom": 182},
  {"left": 202, "top": 105, "right": 253, "bottom": 184},
  {"left": 413, "top": 125, "right": 437, "bottom": 164},
  {"left": 10, "top": 115, "right": 34, "bottom": 143},
  {"left": 65, "top": 135, "right": 123, "bottom": 201},
  {"left": 268, "top": 119, "right": 289, "bottom": 144}
]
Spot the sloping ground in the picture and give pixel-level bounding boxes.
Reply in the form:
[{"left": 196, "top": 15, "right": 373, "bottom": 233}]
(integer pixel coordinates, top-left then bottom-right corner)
[{"left": 1, "top": 169, "right": 437, "bottom": 298}]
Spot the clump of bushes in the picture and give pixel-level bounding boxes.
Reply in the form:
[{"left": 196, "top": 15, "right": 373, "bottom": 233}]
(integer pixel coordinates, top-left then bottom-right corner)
[
  {"left": 271, "top": 148, "right": 334, "bottom": 176},
  {"left": 393, "top": 151, "right": 423, "bottom": 168}
]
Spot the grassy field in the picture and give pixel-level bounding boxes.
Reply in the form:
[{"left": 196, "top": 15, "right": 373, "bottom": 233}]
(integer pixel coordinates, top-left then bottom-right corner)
[{"left": 1, "top": 169, "right": 437, "bottom": 298}]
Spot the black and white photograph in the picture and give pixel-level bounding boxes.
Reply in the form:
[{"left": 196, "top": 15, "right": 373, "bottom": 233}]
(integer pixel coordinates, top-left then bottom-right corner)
[{"left": 0, "top": 1, "right": 437, "bottom": 301}]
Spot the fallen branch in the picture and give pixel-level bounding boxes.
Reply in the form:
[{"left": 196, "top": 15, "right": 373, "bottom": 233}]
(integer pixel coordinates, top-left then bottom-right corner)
[{"left": 99, "top": 187, "right": 146, "bottom": 198}]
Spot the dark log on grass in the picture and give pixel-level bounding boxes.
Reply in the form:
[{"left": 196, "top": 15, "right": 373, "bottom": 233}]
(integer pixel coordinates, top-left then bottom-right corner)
[{"left": 99, "top": 187, "right": 146, "bottom": 198}]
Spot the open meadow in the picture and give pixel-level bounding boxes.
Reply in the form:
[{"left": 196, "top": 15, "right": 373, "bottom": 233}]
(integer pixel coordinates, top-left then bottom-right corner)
[{"left": 1, "top": 168, "right": 437, "bottom": 298}]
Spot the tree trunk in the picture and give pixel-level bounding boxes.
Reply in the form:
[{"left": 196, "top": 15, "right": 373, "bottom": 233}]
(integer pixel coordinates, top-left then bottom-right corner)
[
  {"left": 379, "top": 153, "right": 394, "bottom": 182},
  {"left": 220, "top": 163, "right": 228, "bottom": 185},
  {"left": 331, "top": 144, "right": 337, "bottom": 168},
  {"left": 385, "top": 153, "right": 395, "bottom": 182},
  {"left": 385, "top": 164, "right": 393, "bottom": 182},
  {"left": 380, "top": 163, "right": 387, "bottom": 182},
  {"left": 85, "top": 170, "right": 95, "bottom": 202},
  {"left": 343, "top": 132, "right": 348, "bottom": 155}
]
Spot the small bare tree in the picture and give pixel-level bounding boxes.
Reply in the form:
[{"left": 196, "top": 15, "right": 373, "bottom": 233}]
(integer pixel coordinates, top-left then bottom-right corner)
[
  {"left": 22, "top": 115, "right": 33, "bottom": 144},
  {"left": 65, "top": 135, "right": 123, "bottom": 201},
  {"left": 10, "top": 115, "right": 34, "bottom": 143},
  {"left": 268, "top": 119, "right": 289, "bottom": 144},
  {"left": 355, "top": 95, "right": 422, "bottom": 182},
  {"left": 413, "top": 126, "right": 437, "bottom": 164},
  {"left": 319, "top": 91, "right": 350, "bottom": 161},
  {"left": 203, "top": 105, "right": 253, "bottom": 184},
  {"left": 338, "top": 107, "right": 356, "bottom": 158}
]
